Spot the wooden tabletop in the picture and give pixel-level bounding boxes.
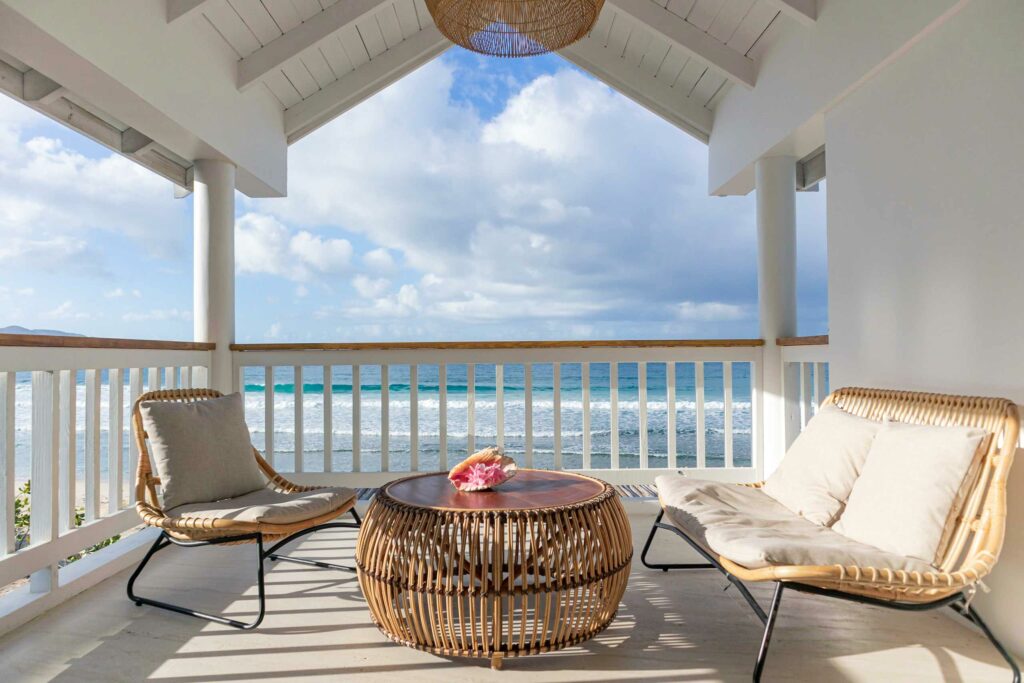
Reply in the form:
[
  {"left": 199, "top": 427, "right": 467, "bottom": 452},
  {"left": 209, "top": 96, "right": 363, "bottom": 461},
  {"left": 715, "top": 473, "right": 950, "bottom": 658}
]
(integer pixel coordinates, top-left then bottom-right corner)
[{"left": 383, "top": 470, "right": 607, "bottom": 511}]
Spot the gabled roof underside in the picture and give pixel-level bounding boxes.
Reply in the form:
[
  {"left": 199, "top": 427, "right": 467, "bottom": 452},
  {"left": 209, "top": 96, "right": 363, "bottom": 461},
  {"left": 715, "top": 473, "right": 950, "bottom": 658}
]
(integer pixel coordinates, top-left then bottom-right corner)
[
  {"left": 199, "top": 0, "right": 784, "bottom": 145},
  {"left": 0, "top": 0, "right": 799, "bottom": 195}
]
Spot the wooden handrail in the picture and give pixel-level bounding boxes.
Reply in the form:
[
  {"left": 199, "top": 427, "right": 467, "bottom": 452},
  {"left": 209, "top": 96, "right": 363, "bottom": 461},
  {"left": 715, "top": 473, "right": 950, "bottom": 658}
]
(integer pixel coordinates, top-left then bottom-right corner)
[
  {"left": 776, "top": 335, "right": 829, "bottom": 347},
  {"left": 0, "top": 334, "right": 215, "bottom": 351},
  {"left": 231, "top": 338, "right": 765, "bottom": 352}
]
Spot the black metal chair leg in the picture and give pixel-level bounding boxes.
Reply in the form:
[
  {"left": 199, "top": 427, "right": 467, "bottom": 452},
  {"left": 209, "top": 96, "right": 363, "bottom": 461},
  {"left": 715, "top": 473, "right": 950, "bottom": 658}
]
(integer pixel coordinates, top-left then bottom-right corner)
[
  {"left": 127, "top": 531, "right": 267, "bottom": 630},
  {"left": 752, "top": 583, "right": 784, "bottom": 682},
  {"left": 960, "top": 604, "right": 1021, "bottom": 682},
  {"left": 640, "top": 510, "right": 716, "bottom": 571},
  {"left": 265, "top": 511, "right": 362, "bottom": 572}
]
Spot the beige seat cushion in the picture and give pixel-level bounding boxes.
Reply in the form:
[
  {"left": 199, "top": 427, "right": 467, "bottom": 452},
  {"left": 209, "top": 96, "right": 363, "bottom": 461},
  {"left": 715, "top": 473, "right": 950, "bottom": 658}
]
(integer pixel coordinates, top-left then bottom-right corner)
[
  {"left": 656, "top": 474, "right": 935, "bottom": 574},
  {"left": 140, "top": 393, "right": 267, "bottom": 510},
  {"left": 168, "top": 486, "right": 358, "bottom": 526},
  {"left": 834, "top": 421, "right": 987, "bottom": 563},
  {"left": 762, "top": 405, "right": 881, "bottom": 525}
]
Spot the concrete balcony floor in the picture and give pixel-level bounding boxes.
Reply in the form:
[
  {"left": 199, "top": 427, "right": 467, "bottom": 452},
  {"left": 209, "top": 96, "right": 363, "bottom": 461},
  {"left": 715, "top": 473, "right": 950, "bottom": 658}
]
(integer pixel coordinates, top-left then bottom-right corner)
[{"left": 0, "top": 504, "right": 1014, "bottom": 682}]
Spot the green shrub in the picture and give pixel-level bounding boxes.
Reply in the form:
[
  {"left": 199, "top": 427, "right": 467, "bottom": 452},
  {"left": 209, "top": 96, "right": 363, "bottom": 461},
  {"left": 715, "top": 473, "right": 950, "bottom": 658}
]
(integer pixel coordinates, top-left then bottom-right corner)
[{"left": 14, "top": 480, "right": 121, "bottom": 564}]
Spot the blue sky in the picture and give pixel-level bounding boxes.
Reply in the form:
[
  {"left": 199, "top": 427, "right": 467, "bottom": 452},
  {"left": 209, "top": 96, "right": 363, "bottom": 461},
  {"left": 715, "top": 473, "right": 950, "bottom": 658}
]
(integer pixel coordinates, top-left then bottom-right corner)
[{"left": 0, "top": 49, "right": 826, "bottom": 342}]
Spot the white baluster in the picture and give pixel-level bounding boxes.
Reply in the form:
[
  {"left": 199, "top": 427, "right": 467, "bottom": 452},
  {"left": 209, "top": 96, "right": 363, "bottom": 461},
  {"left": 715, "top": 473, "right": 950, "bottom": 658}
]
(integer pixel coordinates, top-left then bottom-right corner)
[
  {"left": 352, "top": 365, "right": 361, "bottom": 472},
  {"left": 59, "top": 369, "right": 76, "bottom": 532},
  {"left": 1, "top": 372, "right": 15, "bottom": 554},
  {"left": 639, "top": 362, "right": 648, "bottom": 469},
  {"left": 581, "top": 363, "right": 590, "bottom": 469},
  {"left": 553, "top": 363, "right": 562, "bottom": 471},
  {"left": 495, "top": 364, "right": 504, "bottom": 450},
  {"left": 128, "top": 368, "right": 142, "bottom": 503},
  {"left": 323, "top": 365, "right": 332, "bottom": 473},
  {"left": 666, "top": 362, "right": 676, "bottom": 469},
  {"left": 85, "top": 369, "right": 101, "bottom": 523},
  {"left": 380, "top": 364, "right": 389, "bottom": 472},
  {"left": 108, "top": 368, "right": 123, "bottom": 514},
  {"left": 524, "top": 364, "right": 533, "bottom": 468},
  {"left": 30, "top": 371, "right": 59, "bottom": 592},
  {"left": 800, "top": 362, "right": 813, "bottom": 428},
  {"left": 147, "top": 367, "right": 159, "bottom": 392},
  {"left": 264, "top": 366, "right": 275, "bottom": 467},
  {"left": 815, "top": 362, "right": 828, "bottom": 413},
  {"left": 294, "top": 365, "right": 303, "bottom": 473},
  {"left": 610, "top": 362, "right": 619, "bottom": 470},
  {"left": 438, "top": 363, "right": 447, "bottom": 470},
  {"left": 409, "top": 365, "right": 419, "bottom": 471},
  {"left": 696, "top": 362, "right": 706, "bottom": 469},
  {"left": 724, "top": 361, "right": 734, "bottom": 469},
  {"left": 466, "top": 364, "right": 475, "bottom": 453}
]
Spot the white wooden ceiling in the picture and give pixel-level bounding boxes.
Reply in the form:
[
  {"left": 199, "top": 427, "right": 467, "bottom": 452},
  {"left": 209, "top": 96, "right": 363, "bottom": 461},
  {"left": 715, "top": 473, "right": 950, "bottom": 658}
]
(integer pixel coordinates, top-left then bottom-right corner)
[{"left": 195, "top": 0, "right": 785, "bottom": 144}]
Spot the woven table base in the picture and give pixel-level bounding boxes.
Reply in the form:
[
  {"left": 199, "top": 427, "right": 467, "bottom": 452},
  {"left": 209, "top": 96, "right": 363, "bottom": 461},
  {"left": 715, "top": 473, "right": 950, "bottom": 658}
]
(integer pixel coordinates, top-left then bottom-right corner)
[{"left": 356, "top": 471, "right": 632, "bottom": 669}]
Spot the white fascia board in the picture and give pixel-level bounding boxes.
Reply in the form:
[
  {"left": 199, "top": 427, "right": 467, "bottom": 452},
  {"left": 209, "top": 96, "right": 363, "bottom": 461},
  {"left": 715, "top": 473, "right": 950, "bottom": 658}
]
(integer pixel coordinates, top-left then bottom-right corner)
[
  {"left": 285, "top": 27, "right": 451, "bottom": 143},
  {"left": 605, "top": 0, "right": 756, "bottom": 89},
  {"left": 559, "top": 37, "right": 712, "bottom": 143},
  {"left": 238, "top": 0, "right": 391, "bottom": 91},
  {"left": 0, "top": 0, "right": 287, "bottom": 197},
  {"left": 707, "top": 0, "right": 968, "bottom": 195}
]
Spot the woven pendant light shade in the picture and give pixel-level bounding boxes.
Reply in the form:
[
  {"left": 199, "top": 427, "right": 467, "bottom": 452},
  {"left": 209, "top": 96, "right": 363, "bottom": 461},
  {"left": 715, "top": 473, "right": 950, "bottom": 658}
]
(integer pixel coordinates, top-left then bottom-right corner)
[{"left": 427, "top": 0, "right": 605, "bottom": 58}]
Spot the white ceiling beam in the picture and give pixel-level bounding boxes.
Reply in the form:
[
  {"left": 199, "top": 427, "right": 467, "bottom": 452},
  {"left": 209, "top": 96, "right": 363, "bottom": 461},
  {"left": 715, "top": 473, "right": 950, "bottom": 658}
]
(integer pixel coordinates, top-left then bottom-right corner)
[
  {"left": 120, "top": 127, "right": 157, "bottom": 155},
  {"left": 22, "top": 69, "right": 65, "bottom": 104},
  {"left": 0, "top": 57, "right": 191, "bottom": 188},
  {"left": 605, "top": 0, "right": 757, "bottom": 89},
  {"left": 238, "top": 0, "right": 391, "bottom": 91},
  {"left": 560, "top": 37, "right": 712, "bottom": 143},
  {"left": 166, "top": 0, "right": 209, "bottom": 24},
  {"left": 285, "top": 27, "right": 450, "bottom": 143},
  {"left": 765, "top": 0, "right": 818, "bottom": 26}
]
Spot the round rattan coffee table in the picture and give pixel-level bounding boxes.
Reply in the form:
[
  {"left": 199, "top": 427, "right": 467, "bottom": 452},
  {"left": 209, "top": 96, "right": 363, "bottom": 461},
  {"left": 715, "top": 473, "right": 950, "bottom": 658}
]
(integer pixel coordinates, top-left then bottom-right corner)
[{"left": 356, "top": 470, "right": 632, "bottom": 669}]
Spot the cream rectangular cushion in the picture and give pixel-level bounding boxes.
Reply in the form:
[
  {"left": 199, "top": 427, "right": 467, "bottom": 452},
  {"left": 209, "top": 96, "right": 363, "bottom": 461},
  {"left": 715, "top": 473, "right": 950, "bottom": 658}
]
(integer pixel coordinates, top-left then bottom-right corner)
[
  {"left": 139, "top": 393, "right": 267, "bottom": 510},
  {"left": 834, "top": 421, "right": 987, "bottom": 563},
  {"left": 168, "top": 486, "right": 357, "bottom": 525},
  {"left": 656, "top": 475, "right": 935, "bottom": 574},
  {"left": 762, "top": 405, "right": 880, "bottom": 525}
]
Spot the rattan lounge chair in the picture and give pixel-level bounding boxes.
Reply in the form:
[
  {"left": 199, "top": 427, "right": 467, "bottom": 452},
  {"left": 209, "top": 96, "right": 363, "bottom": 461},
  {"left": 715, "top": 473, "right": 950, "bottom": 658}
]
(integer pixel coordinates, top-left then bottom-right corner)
[
  {"left": 126, "top": 388, "right": 360, "bottom": 629},
  {"left": 642, "top": 387, "right": 1020, "bottom": 681}
]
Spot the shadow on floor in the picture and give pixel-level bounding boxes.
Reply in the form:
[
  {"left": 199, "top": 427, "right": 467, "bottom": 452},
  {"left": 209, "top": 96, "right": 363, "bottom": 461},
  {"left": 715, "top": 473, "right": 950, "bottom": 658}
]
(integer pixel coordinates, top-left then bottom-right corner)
[{"left": 0, "top": 514, "right": 1014, "bottom": 683}]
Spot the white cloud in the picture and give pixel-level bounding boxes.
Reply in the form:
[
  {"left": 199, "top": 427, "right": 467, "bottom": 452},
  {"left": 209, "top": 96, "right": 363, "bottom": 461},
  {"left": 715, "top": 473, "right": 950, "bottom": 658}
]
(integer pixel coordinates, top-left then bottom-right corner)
[
  {"left": 235, "top": 212, "right": 352, "bottom": 281},
  {"left": 105, "top": 288, "right": 142, "bottom": 299},
  {"left": 122, "top": 308, "right": 192, "bottom": 322},
  {"left": 43, "top": 300, "right": 92, "bottom": 320},
  {"left": 0, "top": 98, "right": 189, "bottom": 265},
  {"left": 363, "top": 248, "right": 396, "bottom": 272},
  {"left": 674, "top": 301, "right": 748, "bottom": 322},
  {"left": 352, "top": 275, "right": 391, "bottom": 299},
  {"left": 241, "top": 57, "right": 763, "bottom": 337}
]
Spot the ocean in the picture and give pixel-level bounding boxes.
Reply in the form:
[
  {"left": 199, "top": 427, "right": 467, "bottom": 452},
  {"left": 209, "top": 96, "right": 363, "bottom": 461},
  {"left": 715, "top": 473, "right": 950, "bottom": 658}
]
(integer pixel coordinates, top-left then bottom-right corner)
[{"left": 8, "top": 362, "right": 756, "bottom": 486}]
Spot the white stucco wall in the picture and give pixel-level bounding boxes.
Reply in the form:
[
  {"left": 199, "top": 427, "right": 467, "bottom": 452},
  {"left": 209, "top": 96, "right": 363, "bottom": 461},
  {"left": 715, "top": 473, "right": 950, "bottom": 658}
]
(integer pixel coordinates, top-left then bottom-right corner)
[{"left": 826, "top": 0, "right": 1024, "bottom": 655}]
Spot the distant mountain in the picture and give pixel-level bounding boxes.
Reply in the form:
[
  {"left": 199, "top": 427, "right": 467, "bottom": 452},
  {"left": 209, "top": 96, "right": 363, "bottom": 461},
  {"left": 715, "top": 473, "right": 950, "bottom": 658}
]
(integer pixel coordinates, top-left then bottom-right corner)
[{"left": 0, "top": 325, "right": 85, "bottom": 337}]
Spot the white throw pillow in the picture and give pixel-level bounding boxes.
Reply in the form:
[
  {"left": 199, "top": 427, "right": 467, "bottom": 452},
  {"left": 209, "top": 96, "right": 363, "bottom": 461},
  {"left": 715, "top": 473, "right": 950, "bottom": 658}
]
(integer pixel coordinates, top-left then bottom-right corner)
[
  {"left": 139, "top": 393, "right": 267, "bottom": 510},
  {"left": 833, "top": 421, "right": 987, "bottom": 563},
  {"left": 763, "top": 405, "right": 880, "bottom": 526}
]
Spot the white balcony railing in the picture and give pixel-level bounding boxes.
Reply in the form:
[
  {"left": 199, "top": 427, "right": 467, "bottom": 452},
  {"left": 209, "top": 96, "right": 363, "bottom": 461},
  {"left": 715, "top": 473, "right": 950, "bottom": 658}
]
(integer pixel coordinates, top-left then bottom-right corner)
[
  {"left": 779, "top": 335, "right": 831, "bottom": 447},
  {"left": 0, "top": 335, "right": 212, "bottom": 632},
  {"left": 230, "top": 340, "right": 766, "bottom": 487},
  {"left": 0, "top": 334, "right": 831, "bottom": 636}
]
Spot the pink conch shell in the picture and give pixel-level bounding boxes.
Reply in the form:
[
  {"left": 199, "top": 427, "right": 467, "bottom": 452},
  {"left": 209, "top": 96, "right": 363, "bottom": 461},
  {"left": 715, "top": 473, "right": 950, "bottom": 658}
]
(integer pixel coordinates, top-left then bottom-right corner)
[{"left": 448, "top": 447, "right": 517, "bottom": 492}]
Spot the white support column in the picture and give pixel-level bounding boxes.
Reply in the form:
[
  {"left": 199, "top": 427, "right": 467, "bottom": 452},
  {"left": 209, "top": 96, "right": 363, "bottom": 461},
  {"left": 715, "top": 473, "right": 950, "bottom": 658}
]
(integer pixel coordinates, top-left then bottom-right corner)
[
  {"left": 193, "top": 159, "right": 236, "bottom": 394},
  {"left": 755, "top": 155, "right": 798, "bottom": 478}
]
